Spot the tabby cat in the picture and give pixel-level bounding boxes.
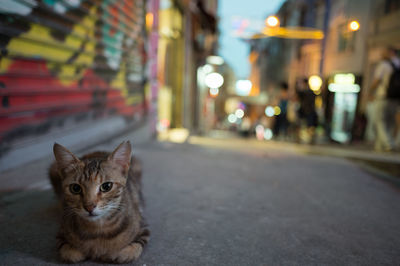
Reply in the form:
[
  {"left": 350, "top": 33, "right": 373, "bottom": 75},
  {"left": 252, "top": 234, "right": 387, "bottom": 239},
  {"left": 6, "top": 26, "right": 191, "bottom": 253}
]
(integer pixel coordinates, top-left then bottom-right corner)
[{"left": 49, "top": 141, "right": 149, "bottom": 263}]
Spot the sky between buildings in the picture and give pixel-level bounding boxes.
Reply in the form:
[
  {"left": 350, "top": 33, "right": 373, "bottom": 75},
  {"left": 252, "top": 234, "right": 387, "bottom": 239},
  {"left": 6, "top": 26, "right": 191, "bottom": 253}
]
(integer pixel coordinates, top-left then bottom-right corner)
[{"left": 218, "top": 0, "right": 285, "bottom": 79}]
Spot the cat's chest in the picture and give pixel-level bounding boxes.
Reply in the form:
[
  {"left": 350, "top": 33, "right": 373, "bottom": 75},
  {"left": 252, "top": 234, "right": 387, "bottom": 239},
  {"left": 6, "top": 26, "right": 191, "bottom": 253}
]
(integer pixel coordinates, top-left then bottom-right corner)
[
  {"left": 74, "top": 227, "right": 135, "bottom": 258},
  {"left": 66, "top": 216, "right": 138, "bottom": 256}
]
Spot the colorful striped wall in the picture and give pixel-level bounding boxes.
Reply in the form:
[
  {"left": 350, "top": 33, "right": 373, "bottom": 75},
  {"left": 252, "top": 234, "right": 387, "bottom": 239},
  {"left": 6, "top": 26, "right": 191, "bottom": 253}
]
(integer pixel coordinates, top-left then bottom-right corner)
[{"left": 0, "top": 0, "right": 147, "bottom": 147}]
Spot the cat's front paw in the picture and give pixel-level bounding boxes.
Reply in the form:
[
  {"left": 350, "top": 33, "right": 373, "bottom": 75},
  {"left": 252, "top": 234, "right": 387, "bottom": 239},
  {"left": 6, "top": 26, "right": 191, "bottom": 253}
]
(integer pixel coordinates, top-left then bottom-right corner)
[
  {"left": 59, "top": 243, "right": 85, "bottom": 263},
  {"left": 114, "top": 243, "right": 143, "bottom": 263}
]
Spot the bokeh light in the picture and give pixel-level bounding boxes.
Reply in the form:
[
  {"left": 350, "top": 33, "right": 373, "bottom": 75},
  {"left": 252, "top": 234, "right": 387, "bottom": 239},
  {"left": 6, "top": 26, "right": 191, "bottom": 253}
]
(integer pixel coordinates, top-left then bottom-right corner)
[
  {"left": 206, "top": 55, "right": 225, "bottom": 65},
  {"left": 202, "top": 64, "right": 213, "bottom": 74},
  {"left": 349, "top": 20, "right": 360, "bottom": 31},
  {"left": 210, "top": 87, "right": 219, "bottom": 96},
  {"left": 235, "top": 80, "right": 252, "bottom": 96},
  {"left": 266, "top": 15, "right": 279, "bottom": 27},
  {"left": 264, "top": 128, "right": 273, "bottom": 140},
  {"left": 308, "top": 75, "right": 322, "bottom": 91},
  {"left": 205, "top": 72, "right": 224, "bottom": 89},
  {"left": 255, "top": 124, "right": 264, "bottom": 140},
  {"left": 265, "top": 106, "right": 275, "bottom": 117},
  {"left": 228, "top": 114, "right": 237, "bottom": 123},
  {"left": 274, "top": 106, "right": 281, "bottom": 116},
  {"left": 235, "top": 109, "right": 244, "bottom": 119}
]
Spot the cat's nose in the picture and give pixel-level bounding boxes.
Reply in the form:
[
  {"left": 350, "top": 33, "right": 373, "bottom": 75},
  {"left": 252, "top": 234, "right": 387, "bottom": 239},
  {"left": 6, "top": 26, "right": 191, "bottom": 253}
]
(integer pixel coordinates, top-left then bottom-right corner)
[{"left": 84, "top": 204, "right": 96, "bottom": 214}]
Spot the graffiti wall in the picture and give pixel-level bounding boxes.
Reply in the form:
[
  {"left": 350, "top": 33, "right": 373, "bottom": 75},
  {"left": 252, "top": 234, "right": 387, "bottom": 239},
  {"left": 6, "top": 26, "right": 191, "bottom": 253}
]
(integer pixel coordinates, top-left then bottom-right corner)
[{"left": 0, "top": 0, "right": 147, "bottom": 148}]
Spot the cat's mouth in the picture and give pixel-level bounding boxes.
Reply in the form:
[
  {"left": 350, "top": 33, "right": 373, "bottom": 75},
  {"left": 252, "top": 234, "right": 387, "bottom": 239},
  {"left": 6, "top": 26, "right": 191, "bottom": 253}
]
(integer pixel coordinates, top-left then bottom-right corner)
[
  {"left": 80, "top": 211, "right": 100, "bottom": 219},
  {"left": 84, "top": 212, "right": 106, "bottom": 220}
]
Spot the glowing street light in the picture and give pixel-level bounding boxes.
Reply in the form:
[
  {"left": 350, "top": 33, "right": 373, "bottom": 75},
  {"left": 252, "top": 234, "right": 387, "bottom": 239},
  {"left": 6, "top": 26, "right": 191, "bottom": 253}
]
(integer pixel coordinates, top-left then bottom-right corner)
[
  {"left": 205, "top": 72, "right": 223, "bottom": 98},
  {"left": 308, "top": 75, "right": 323, "bottom": 91},
  {"left": 266, "top": 15, "right": 279, "bottom": 27},
  {"left": 146, "top": 12, "right": 154, "bottom": 30},
  {"left": 235, "top": 80, "right": 252, "bottom": 96},
  {"left": 205, "top": 72, "right": 224, "bottom": 89},
  {"left": 349, "top": 20, "right": 360, "bottom": 31}
]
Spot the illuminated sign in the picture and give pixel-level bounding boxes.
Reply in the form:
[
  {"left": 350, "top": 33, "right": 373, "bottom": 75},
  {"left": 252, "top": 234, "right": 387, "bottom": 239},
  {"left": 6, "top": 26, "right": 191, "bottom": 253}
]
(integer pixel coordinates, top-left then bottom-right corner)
[
  {"left": 333, "top": 74, "right": 355, "bottom": 85},
  {"left": 328, "top": 84, "right": 360, "bottom": 93},
  {"left": 329, "top": 73, "right": 359, "bottom": 93},
  {"left": 206, "top": 56, "right": 224, "bottom": 65},
  {"left": 261, "top": 26, "right": 324, "bottom": 40}
]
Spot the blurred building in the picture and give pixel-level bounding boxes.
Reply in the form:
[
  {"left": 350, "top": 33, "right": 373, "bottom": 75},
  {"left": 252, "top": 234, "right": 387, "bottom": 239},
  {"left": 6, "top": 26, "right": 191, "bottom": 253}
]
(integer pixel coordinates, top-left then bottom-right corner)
[
  {"left": 147, "top": 0, "right": 161, "bottom": 135},
  {"left": 156, "top": 0, "right": 218, "bottom": 135},
  {"left": 364, "top": 0, "right": 400, "bottom": 97},
  {"left": 0, "top": 0, "right": 218, "bottom": 158},
  {"left": 320, "top": 0, "right": 372, "bottom": 143},
  {"left": 196, "top": 56, "right": 230, "bottom": 134},
  {"left": 250, "top": 0, "right": 400, "bottom": 144},
  {"left": 213, "top": 61, "right": 236, "bottom": 129},
  {"left": 248, "top": 0, "right": 324, "bottom": 139}
]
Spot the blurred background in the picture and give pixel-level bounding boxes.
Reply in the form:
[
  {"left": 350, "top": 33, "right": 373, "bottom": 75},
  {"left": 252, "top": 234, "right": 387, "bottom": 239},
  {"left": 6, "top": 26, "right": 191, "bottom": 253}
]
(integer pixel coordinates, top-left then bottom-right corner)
[{"left": 1, "top": 0, "right": 400, "bottom": 172}]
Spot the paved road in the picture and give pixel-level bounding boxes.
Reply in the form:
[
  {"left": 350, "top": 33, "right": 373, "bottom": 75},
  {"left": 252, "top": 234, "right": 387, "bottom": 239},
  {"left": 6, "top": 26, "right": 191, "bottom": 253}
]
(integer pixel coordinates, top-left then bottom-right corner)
[{"left": 0, "top": 138, "right": 400, "bottom": 265}]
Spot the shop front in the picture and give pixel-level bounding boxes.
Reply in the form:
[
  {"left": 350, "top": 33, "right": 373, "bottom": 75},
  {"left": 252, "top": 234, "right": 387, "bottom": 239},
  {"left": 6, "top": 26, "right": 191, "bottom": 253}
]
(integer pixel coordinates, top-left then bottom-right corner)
[{"left": 328, "top": 73, "right": 361, "bottom": 143}]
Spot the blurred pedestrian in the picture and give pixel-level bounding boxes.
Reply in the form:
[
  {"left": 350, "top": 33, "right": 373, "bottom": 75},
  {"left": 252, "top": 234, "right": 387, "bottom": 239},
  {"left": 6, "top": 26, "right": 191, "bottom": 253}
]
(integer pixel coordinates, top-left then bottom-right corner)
[
  {"left": 296, "top": 78, "right": 318, "bottom": 144},
  {"left": 240, "top": 116, "right": 251, "bottom": 138},
  {"left": 287, "top": 89, "right": 300, "bottom": 142},
  {"left": 273, "top": 82, "right": 289, "bottom": 140},
  {"left": 368, "top": 46, "right": 400, "bottom": 151}
]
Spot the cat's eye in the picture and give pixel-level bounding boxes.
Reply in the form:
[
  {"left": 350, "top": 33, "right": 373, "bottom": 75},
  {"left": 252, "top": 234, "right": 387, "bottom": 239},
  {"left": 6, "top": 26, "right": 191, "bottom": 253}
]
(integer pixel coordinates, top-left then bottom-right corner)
[
  {"left": 100, "top": 182, "right": 113, "bottom": 192},
  {"left": 69, "top": 184, "right": 82, "bottom": 194}
]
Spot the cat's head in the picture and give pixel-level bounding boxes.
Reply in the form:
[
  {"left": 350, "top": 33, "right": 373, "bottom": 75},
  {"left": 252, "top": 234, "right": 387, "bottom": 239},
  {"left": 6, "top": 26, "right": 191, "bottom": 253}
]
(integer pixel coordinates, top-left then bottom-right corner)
[{"left": 53, "top": 141, "right": 132, "bottom": 221}]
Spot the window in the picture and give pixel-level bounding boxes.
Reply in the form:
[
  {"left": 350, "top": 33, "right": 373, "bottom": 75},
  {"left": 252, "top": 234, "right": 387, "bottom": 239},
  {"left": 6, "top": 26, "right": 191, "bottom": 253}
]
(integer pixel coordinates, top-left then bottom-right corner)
[
  {"left": 385, "top": 0, "right": 400, "bottom": 14},
  {"left": 337, "top": 23, "right": 355, "bottom": 52}
]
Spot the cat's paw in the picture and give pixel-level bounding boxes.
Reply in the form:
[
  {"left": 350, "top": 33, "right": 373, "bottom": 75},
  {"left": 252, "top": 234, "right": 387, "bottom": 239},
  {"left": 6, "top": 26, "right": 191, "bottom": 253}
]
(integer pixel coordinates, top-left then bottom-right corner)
[
  {"left": 59, "top": 243, "right": 85, "bottom": 263},
  {"left": 114, "top": 243, "right": 143, "bottom": 263}
]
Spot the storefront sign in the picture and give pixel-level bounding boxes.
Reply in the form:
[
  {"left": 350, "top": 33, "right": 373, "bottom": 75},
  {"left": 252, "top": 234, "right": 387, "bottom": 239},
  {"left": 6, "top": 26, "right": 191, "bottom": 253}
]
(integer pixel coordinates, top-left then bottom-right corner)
[
  {"left": 329, "top": 73, "right": 360, "bottom": 93},
  {"left": 329, "top": 73, "right": 359, "bottom": 143},
  {"left": 333, "top": 73, "right": 355, "bottom": 85}
]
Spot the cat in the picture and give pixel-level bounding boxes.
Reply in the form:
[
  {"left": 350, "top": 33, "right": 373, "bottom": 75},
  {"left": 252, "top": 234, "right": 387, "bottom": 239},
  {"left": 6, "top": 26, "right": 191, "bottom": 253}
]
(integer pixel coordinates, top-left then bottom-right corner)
[{"left": 48, "top": 141, "right": 149, "bottom": 263}]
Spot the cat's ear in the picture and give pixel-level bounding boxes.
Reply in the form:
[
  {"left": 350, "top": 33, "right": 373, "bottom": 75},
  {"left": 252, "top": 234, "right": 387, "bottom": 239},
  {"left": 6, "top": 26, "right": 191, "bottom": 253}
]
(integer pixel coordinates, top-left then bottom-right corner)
[
  {"left": 53, "top": 143, "right": 82, "bottom": 173},
  {"left": 108, "top": 141, "right": 132, "bottom": 173}
]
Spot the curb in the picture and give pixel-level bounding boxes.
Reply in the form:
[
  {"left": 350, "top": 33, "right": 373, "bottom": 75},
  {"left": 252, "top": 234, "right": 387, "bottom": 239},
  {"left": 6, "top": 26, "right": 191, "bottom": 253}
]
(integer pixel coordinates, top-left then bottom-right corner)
[{"left": 355, "top": 160, "right": 400, "bottom": 187}]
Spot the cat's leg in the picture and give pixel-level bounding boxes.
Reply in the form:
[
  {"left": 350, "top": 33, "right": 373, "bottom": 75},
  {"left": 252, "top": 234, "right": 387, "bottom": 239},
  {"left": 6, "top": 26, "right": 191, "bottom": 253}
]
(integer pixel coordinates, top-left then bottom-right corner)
[
  {"left": 113, "top": 228, "right": 150, "bottom": 263},
  {"left": 59, "top": 243, "right": 86, "bottom": 263},
  {"left": 133, "top": 227, "right": 150, "bottom": 247},
  {"left": 113, "top": 242, "right": 143, "bottom": 263}
]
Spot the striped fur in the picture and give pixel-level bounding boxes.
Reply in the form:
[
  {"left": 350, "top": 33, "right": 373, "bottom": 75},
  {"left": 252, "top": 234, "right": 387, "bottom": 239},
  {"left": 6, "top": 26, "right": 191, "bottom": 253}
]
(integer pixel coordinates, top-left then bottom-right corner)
[{"left": 49, "top": 141, "right": 149, "bottom": 263}]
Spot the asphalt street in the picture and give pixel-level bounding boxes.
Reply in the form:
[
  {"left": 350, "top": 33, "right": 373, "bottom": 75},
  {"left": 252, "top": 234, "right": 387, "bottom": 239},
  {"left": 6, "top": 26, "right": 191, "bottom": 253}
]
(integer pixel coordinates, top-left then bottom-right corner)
[{"left": 0, "top": 137, "right": 400, "bottom": 265}]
